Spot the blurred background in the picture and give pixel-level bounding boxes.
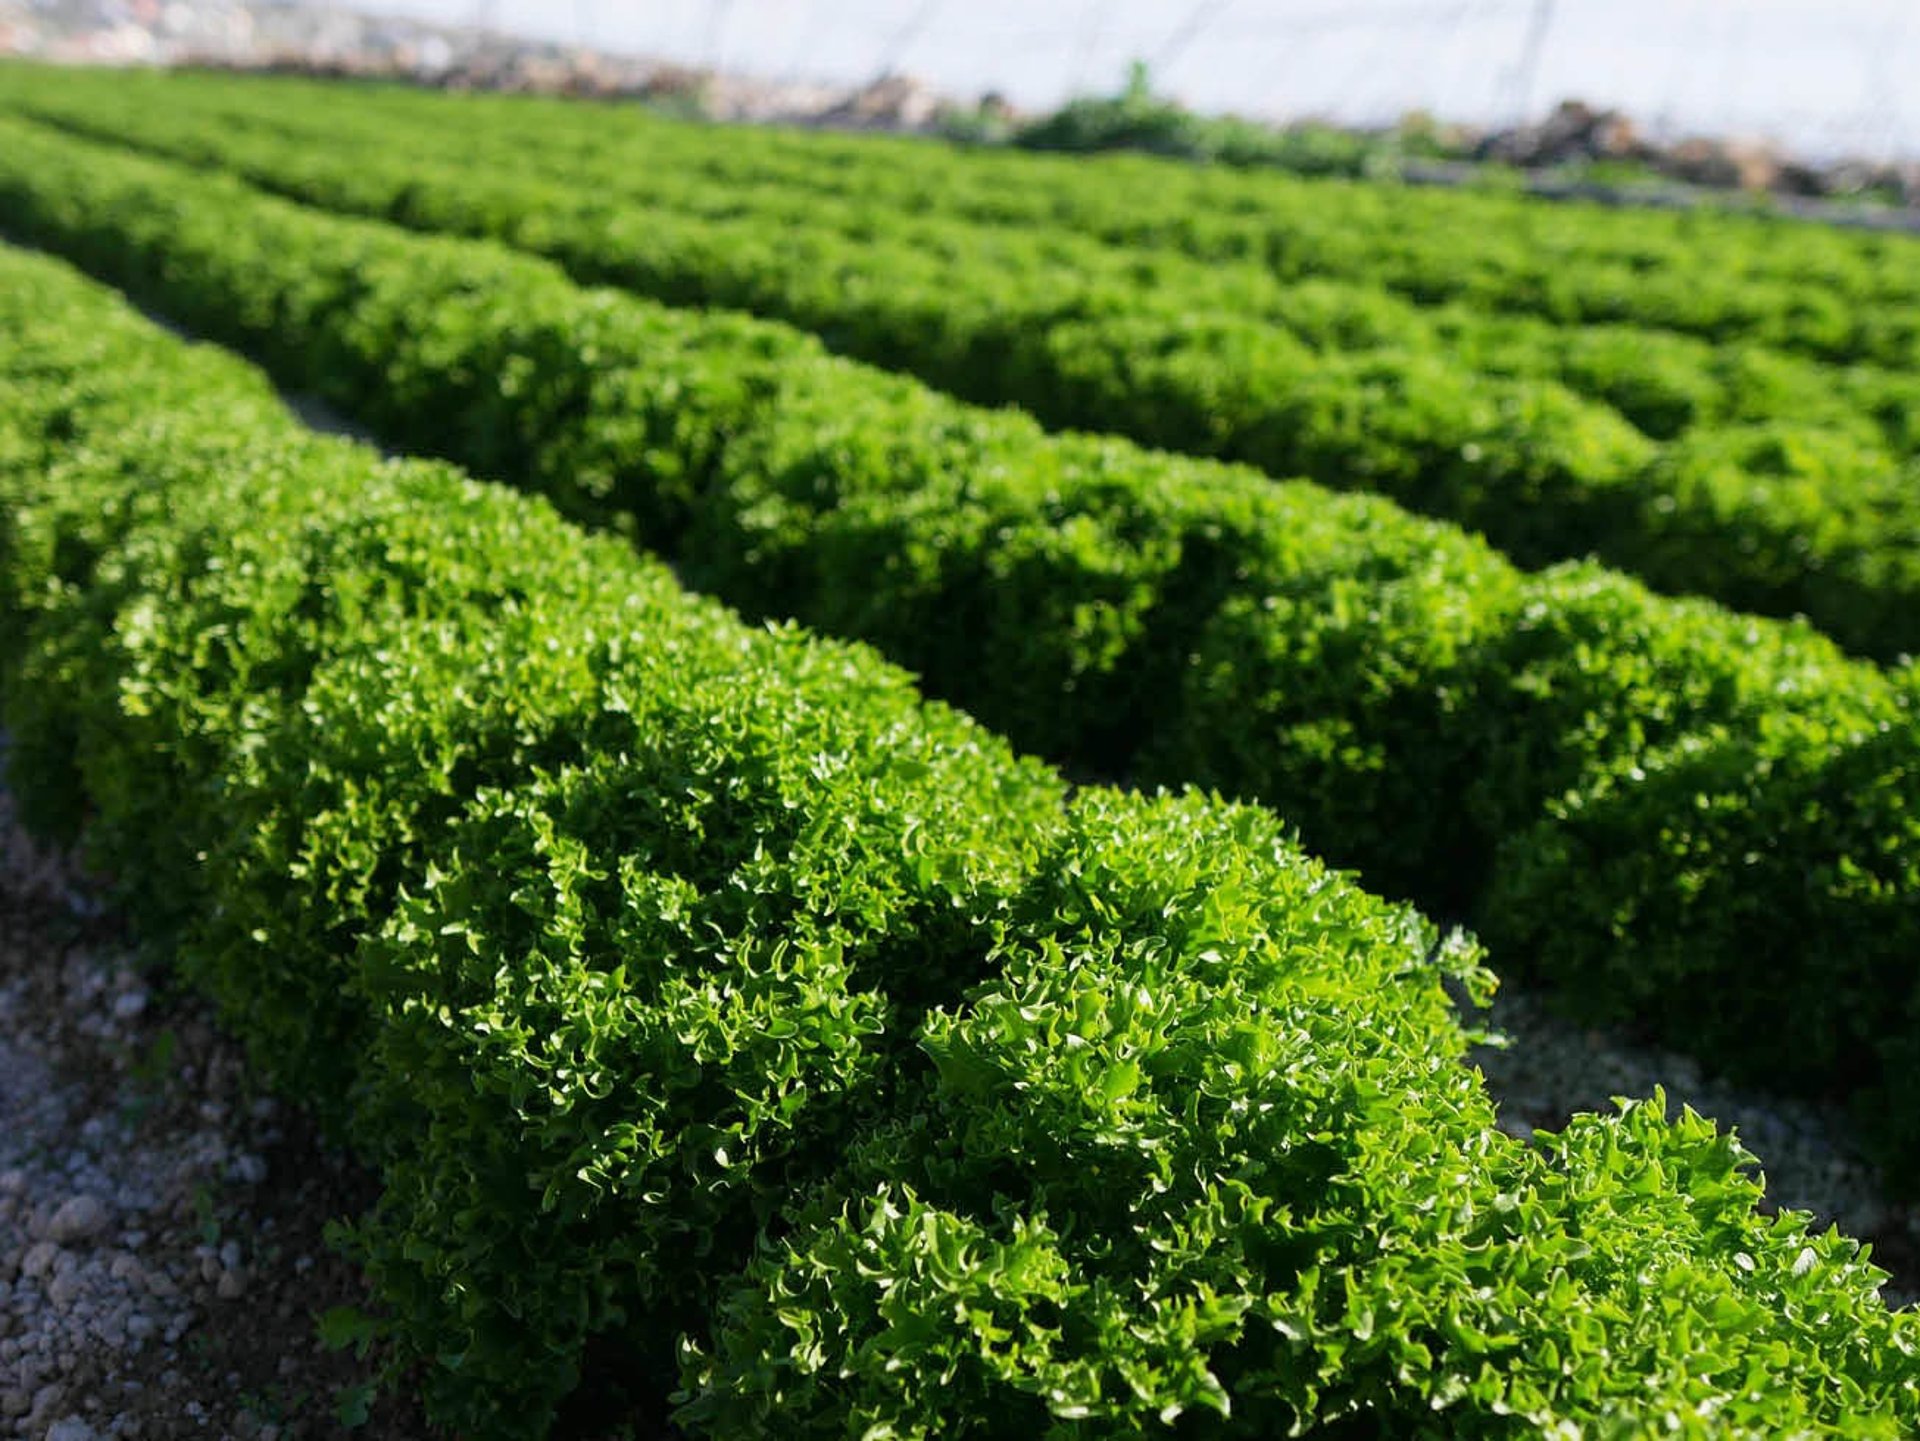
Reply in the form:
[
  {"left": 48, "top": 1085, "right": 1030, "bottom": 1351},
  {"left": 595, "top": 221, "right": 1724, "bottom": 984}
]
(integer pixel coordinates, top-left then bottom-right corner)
[{"left": 5, "top": 1, "right": 1919, "bottom": 198}]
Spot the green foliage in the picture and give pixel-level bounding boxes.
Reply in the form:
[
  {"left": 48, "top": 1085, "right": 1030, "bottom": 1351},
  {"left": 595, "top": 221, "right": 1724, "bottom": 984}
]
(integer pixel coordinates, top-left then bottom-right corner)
[
  {"left": 3, "top": 112, "right": 1919, "bottom": 1177},
  {"left": 1011, "top": 60, "right": 1387, "bottom": 176},
  {"left": 5, "top": 236, "right": 1920, "bottom": 1439},
  {"left": 0, "top": 244, "right": 1057, "bottom": 1429},
  {"left": 13, "top": 61, "right": 1920, "bottom": 365},
  {"left": 681, "top": 799, "right": 1918, "bottom": 1438},
  {"left": 5, "top": 71, "right": 1920, "bottom": 657}
]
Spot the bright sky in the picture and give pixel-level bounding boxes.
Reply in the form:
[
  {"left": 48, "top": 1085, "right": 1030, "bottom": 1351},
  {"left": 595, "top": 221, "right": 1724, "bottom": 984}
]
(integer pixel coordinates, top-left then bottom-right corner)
[{"left": 358, "top": 0, "right": 1919, "bottom": 159}]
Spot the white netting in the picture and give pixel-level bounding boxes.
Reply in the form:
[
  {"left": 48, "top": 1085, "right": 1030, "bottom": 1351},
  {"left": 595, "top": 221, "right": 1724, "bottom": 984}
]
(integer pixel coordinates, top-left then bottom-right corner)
[{"left": 8, "top": 0, "right": 1915, "bottom": 160}]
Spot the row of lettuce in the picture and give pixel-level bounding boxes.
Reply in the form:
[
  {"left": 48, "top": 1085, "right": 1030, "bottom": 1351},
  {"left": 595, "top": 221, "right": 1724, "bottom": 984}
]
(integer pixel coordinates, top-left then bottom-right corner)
[
  {"left": 6, "top": 230, "right": 1919, "bottom": 1441},
  {"left": 10, "top": 60, "right": 1920, "bottom": 368},
  {"left": 17, "top": 62, "right": 1920, "bottom": 457},
  {"left": 7, "top": 117, "right": 1920, "bottom": 1179},
  {"left": 139, "top": 66, "right": 1920, "bottom": 442},
  {"left": 7, "top": 86, "right": 1920, "bottom": 663}
]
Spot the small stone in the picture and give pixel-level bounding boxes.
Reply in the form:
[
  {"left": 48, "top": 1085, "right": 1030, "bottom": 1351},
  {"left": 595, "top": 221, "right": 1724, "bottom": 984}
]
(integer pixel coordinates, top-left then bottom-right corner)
[
  {"left": 215, "top": 1267, "right": 247, "bottom": 1301},
  {"left": 46, "top": 1197, "right": 108, "bottom": 1245},
  {"left": 21, "top": 1241, "right": 61, "bottom": 1280},
  {"left": 140, "top": 1266, "right": 177, "bottom": 1300},
  {"left": 46, "top": 1270, "right": 82, "bottom": 1313},
  {"left": 46, "top": 1417, "right": 98, "bottom": 1441},
  {"left": 110, "top": 990, "right": 147, "bottom": 1020},
  {"left": 29, "top": 1383, "right": 65, "bottom": 1423}
]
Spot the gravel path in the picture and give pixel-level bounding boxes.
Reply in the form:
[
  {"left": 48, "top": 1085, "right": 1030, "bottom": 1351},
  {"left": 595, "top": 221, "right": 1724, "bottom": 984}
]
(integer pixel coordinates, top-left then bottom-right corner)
[
  {"left": 0, "top": 746, "right": 421, "bottom": 1440},
  {"left": 0, "top": 728, "right": 1910, "bottom": 1437}
]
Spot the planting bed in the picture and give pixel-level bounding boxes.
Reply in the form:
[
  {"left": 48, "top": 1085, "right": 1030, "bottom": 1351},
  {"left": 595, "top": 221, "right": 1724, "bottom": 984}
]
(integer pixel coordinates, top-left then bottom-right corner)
[{"left": 2, "top": 66, "right": 1919, "bottom": 1436}]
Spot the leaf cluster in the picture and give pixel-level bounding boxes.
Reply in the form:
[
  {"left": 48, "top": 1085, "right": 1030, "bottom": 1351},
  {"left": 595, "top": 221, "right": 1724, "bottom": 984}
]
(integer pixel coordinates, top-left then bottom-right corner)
[
  {"left": 3, "top": 115, "right": 1919, "bottom": 1173},
  {"left": 6, "top": 73, "right": 1920, "bottom": 657},
  {"left": 7, "top": 241, "right": 1920, "bottom": 1438}
]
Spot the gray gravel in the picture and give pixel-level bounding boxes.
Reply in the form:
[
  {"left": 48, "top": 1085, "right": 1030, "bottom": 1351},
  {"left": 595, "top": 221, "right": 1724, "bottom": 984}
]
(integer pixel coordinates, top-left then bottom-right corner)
[
  {"left": 0, "top": 744, "right": 416, "bottom": 1439},
  {"left": 0, "top": 794, "right": 277, "bottom": 1438}
]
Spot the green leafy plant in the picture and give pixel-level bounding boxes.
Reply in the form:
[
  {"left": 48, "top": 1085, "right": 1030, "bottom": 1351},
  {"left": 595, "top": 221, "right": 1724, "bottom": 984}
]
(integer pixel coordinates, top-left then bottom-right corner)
[
  {"left": 5, "top": 237, "right": 1919, "bottom": 1439},
  {"left": 1, "top": 107, "right": 1917, "bottom": 1178},
  {"left": 3, "top": 72, "right": 1919, "bottom": 657},
  {"left": 3, "top": 229, "right": 1919, "bottom": 1441},
  {"left": 1014, "top": 60, "right": 1382, "bottom": 176}
]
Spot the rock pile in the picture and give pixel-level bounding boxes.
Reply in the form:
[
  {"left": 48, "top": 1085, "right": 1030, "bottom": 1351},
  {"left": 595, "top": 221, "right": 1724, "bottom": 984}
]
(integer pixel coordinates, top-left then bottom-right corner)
[{"left": 1472, "top": 98, "right": 1920, "bottom": 202}]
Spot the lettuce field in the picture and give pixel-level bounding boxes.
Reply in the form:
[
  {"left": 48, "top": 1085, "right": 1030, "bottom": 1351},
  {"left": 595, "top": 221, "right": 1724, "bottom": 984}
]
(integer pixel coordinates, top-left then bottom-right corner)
[{"left": 0, "top": 61, "right": 1916, "bottom": 1437}]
